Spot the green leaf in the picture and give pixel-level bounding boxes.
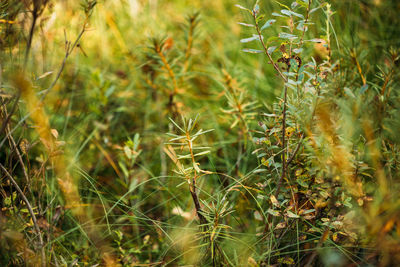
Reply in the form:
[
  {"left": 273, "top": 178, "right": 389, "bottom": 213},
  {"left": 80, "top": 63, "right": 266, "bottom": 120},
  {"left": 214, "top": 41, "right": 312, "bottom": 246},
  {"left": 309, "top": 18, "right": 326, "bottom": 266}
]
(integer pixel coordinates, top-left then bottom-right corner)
[
  {"left": 267, "top": 208, "right": 281, "bottom": 217},
  {"left": 296, "top": 0, "right": 308, "bottom": 8},
  {"left": 293, "top": 48, "right": 303, "bottom": 54},
  {"left": 274, "top": 0, "right": 290, "bottom": 10},
  {"left": 272, "top": 12, "right": 284, "bottom": 17},
  {"left": 261, "top": 19, "right": 276, "bottom": 30},
  {"left": 242, "top": 48, "right": 263, "bottom": 54},
  {"left": 240, "top": 35, "right": 260, "bottom": 43},
  {"left": 307, "top": 38, "right": 325, "bottom": 43},
  {"left": 279, "top": 32, "right": 298, "bottom": 39},
  {"left": 360, "top": 84, "right": 369, "bottom": 94},
  {"left": 281, "top": 9, "right": 304, "bottom": 18},
  {"left": 296, "top": 178, "right": 309, "bottom": 188},
  {"left": 267, "top": 46, "right": 277, "bottom": 54}
]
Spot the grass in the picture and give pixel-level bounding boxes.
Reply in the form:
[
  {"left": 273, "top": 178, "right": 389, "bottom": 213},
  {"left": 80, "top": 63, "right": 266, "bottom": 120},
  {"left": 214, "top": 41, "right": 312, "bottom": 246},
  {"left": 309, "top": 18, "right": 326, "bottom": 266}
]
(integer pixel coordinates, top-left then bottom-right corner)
[{"left": 1, "top": 0, "right": 400, "bottom": 266}]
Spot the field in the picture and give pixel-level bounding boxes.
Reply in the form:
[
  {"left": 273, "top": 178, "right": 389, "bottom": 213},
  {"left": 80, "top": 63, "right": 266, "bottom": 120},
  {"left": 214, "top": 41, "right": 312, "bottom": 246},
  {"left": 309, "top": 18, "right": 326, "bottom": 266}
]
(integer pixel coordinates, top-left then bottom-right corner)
[{"left": 1, "top": 0, "right": 400, "bottom": 266}]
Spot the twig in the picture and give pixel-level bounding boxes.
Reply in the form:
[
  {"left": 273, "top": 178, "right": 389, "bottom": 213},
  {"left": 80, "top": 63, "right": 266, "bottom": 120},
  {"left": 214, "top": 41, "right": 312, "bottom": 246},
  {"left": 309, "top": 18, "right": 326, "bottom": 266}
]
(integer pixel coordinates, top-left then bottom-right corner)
[{"left": 0, "top": 164, "right": 46, "bottom": 267}]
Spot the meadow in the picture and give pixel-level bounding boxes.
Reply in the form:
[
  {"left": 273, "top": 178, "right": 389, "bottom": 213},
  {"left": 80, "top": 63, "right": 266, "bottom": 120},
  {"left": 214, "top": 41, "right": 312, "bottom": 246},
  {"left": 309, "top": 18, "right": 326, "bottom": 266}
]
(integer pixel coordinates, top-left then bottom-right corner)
[{"left": 1, "top": 0, "right": 400, "bottom": 266}]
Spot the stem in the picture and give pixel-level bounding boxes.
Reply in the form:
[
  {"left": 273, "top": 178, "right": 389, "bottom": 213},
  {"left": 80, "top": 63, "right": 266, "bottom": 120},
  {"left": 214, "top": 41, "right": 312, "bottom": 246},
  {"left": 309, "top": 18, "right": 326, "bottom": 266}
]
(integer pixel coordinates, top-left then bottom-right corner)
[
  {"left": 274, "top": 85, "right": 288, "bottom": 198},
  {"left": 298, "top": 0, "right": 312, "bottom": 48},
  {"left": 24, "top": 10, "right": 38, "bottom": 66},
  {"left": 253, "top": 14, "right": 287, "bottom": 82},
  {"left": 186, "top": 132, "right": 207, "bottom": 225},
  {"left": 183, "top": 14, "right": 197, "bottom": 73},
  {"left": 155, "top": 44, "right": 179, "bottom": 95}
]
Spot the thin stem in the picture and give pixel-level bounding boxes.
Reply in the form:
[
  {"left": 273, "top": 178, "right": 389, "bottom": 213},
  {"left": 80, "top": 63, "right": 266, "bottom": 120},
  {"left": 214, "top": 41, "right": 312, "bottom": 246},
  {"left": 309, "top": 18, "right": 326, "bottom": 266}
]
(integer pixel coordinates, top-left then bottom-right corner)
[
  {"left": 253, "top": 14, "right": 287, "bottom": 82},
  {"left": 183, "top": 14, "right": 198, "bottom": 73},
  {"left": 298, "top": 0, "right": 312, "bottom": 48},
  {"left": 274, "top": 85, "right": 288, "bottom": 198},
  {"left": 186, "top": 132, "right": 207, "bottom": 225},
  {"left": 41, "top": 20, "right": 89, "bottom": 101},
  {"left": 24, "top": 9, "right": 38, "bottom": 66},
  {"left": 286, "top": 133, "right": 304, "bottom": 166},
  {"left": 155, "top": 43, "right": 179, "bottom": 95}
]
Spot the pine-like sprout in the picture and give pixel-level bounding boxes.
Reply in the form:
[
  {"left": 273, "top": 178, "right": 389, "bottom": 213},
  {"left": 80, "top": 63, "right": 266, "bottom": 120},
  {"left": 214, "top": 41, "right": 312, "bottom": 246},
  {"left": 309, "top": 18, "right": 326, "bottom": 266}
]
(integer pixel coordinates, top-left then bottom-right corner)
[{"left": 164, "top": 115, "right": 213, "bottom": 225}]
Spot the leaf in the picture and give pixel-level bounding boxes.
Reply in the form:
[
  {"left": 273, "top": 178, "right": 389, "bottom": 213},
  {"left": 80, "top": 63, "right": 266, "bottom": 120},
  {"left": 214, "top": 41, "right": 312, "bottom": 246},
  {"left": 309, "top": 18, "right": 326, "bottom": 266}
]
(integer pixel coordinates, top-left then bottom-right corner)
[
  {"left": 37, "top": 71, "right": 54, "bottom": 80},
  {"left": 272, "top": 12, "right": 284, "bottom": 17},
  {"left": 307, "top": 38, "right": 325, "bottom": 43},
  {"left": 360, "top": 84, "right": 369, "bottom": 94},
  {"left": 240, "top": 35, "right": 259, "bottom": 43},
  {"left": 278, "top": 257, "right": 295, "bottom": 265},
  {"left": 273, "top": 0, "right": 290, "bottom": 10},
  {"left": 281, "top": 9, "right": 304, "bottom": 18},
  {"left": 253, "top": 168, "right": 268, "bottom": 173},
  {"left": 267, "top": 208, "right": 281, "bottom": 217},
  {"left": 286, "top": 210, "right": 300, "bottom": 218},
  {"left": 267, "top": 46, "right": 277, "bottom": 54},
  {"left": 292, "top": 48, "right": 303, "bottom": 54},
  {"left": 261, "top": 19, "right": 276, "bottom": 30},
  {"left": 279, "top": 32, "right": 298, "bottom": 39},
  {"left": 242, "top": 48, "right": 263, "bottom": 54},
  {"left": 281, "top": 9, "right": 292, "bottom": 16},
  {"left": 237, "top": 22, "right": 255, "bottom": 27},
  {"left": 235, "top": 4, "right": 251, "bottom": 13},
  {"left": 296, "top": 0, "right": 308, "bottom": 8},
  {"left": 275, "top": 222, "right": 287, "bottom": 229},
  {"left": 51, "top": 129, "right": 59, "bottom": 139},
  {"left": 296, "top": 178, "right": 309, "bottom": 188},
  {"left": 270, "top": 195, "right": 280, "bottom": 207}
]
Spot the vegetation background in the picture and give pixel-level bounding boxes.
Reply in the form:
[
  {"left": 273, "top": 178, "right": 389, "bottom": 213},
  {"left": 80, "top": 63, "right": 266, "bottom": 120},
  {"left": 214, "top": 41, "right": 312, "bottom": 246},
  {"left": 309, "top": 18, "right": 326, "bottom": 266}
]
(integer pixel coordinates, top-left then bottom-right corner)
[{"left": 0, "top": 0, "right": 399, "bottom": 266}]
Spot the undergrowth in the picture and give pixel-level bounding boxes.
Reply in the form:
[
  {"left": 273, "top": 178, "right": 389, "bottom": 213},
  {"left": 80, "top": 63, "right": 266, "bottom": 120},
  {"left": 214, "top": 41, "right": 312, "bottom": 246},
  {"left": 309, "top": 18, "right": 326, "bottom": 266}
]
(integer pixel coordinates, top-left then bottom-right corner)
[{"left": 0, "top": 0, "right": 399, "bottom": 266}]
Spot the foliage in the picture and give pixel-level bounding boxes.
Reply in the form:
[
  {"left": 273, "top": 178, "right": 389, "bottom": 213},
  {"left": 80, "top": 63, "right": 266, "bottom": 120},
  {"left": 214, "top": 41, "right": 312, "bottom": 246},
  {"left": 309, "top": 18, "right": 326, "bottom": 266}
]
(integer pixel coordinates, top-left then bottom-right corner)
[{"left": 0, "top": 0, "right": 399, "bottom": 266}]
